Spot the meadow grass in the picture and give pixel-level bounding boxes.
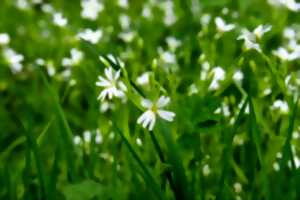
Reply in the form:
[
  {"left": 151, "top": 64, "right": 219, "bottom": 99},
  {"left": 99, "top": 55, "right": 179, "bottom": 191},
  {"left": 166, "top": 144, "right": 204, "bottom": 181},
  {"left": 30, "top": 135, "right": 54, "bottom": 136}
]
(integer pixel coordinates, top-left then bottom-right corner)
[{"left": 1, "top": 0, "right": 300, "bottom": 199}]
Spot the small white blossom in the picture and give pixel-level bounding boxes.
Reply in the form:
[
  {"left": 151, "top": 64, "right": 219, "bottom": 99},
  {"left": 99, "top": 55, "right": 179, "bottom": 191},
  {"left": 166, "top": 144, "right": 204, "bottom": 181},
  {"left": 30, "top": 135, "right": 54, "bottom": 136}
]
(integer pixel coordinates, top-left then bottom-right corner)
[
  {"left": 271, "top": 99, "right": 289, "bottom": 113},
  {"left": 215, "top": 17, "right": 235, "bottom": 33},
  {"left": 3, "top": 48, "right": 24, "bottom": 74},
  {"left": 73, "top": 135, "right": 82, "bottom": 145},
  {"left": 253, "top": 24, "right": 272, "bottom": 39},
  {"left": 273, "top": 162, "right": 280, "bottom": 171},
  {"left": 77, "top": 29, "right": 103, "bottom": 44},
  {"left": 237, "top": 25, "right": 271, "bottom": 52},
  {"left": 200, "top": 13, "right": 211, "bottom": 27},
  {"left": 137, "top": 96, "right": 175, "bottom": 131},
  {"left": 96, "top": 67, "right": 127, "bottom": 101},
  {"left": 81, "top": 0, "right": 103, "bottom": 20},
  {"left": 238, "top": 29, "right": 261, "bottom": 52},
  {"left": 0, "top": 33, "right": 10, "bottom": 45},
  {"left": 118, "top": 0, "right": 128, "bottom": 8},
  {"left": 83, "top": 130, "right": 92, "bottom": 143},
  {"left": 166, "top": 36, "right": 181, "bottom": 51},
  {"left": 202, "top": 164, "right": 211, "bottom": 176},
  {"left": 160, "top": 1, "right": 176, "bottom": 26},
  {"left": 136, "top": 72, "right": 150, "bottom": 86},
  {"left": 234, "top": 182, "right": 242, "bottom": 193},
  {"left": 53, "top": 12, "right": 68, "bottom": 27},
  {"left": 62, "top": 48, "right": 84, "bottom": 67},
  {"left": 95, "top": 129, "right": 103, "bottom": 144},
  {"left": 233, "top": 70, "right": 244, "bottom": 83},
  {"left": 119, "top": 14, "right": 131, "bottom": 30},
  {"left": 209, "top": 66, "right": 226, "bottom": 90}
]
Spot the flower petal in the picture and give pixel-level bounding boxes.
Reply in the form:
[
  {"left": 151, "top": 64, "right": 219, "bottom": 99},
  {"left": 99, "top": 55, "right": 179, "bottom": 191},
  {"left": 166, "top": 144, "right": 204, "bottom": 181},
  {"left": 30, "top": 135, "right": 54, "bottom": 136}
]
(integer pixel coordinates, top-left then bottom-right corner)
[
  {"left": 156, "top": 96, "right": 170, "bottom": 108},
  {"left": 157, "top": 110, "right": 175, "bottom": 122}
]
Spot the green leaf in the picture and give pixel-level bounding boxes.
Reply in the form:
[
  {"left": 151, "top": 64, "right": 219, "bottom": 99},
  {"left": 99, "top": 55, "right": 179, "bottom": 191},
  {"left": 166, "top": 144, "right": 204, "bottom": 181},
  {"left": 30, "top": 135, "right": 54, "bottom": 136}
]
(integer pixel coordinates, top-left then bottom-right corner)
[{"left": 62, "top": 180, "right": 104, "bottom": 200}]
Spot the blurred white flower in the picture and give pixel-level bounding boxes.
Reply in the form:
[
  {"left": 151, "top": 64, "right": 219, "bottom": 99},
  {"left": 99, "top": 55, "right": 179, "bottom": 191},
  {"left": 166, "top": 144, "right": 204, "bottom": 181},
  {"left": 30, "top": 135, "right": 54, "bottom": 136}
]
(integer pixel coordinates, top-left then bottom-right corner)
[
  {"left": 271, "top": 99, "right": 289, "bottom": 113},
  {"left": 237, "top": 25, "right": 271, "bottom": 52},
  {"left": 166, "top": 36, "right": 181, "bottom": 51},
  {"left": 142, "top": 4, "right": 152, "bottom": 18},
  {"left": 119, "top": 14, "right": 131, "bottom": 30},
  {"left": 0, "top": 33, "right": 10, "bottom": 45},
  {"left": 53, "top": 12, "right": 68, "bottom": 27},
  {"left": 81, "top": 0, "right": 103, "bottom": 20},
  {"left": 209, "top": 66, "right": 226, "bottom": 90},
  {"left": 233, "top": 70, "right": 244, "bottom": 83},
  {"left": 136, "top": 72, "right": 150, "bottom": 86},
  {"left": 118, "top": 0, "right": 128, "bottom": 8},
  {"left": 62, "top": 48, "right": 84, "bottom": 67},
  {"left": 96, "top": 67, "right": 127, "bottom": 101},
  {"left": 233, "top": 135, "right": 244, "bottom": 146},
  {"left": 136, "top": 137, "right": 143, "bottom": 146},
  {"left": 95, "top": 129, "right": 103, "bottom": 144},
  {"left": 137, "top": 96, "right": 175, "bottom": 131},
  {"left": 273, "top": 47, "right": 293, "bottom": 61},
  {"left": 234, "top": 182, "right": 242, "bottom": 193},
  {"left": 273, "top": 162, "right": 280, "bottom": 171},
  {"left": 202, "top": 164, "right": 211, "bottom": 176},
  {"left": 118, "top": 31, "right": 136, "bottom": 43},
  {"left": 200, "top": 13, "right": 211, "bottom": 27},
  {"left": 160, "top": 51, "right": 176, "bottom": 64},
  {"left": 283, "top": 27, "right": 296, "bottom": 40},
  {"left": 160, "top": 1, "right": 176, "bottom": 26},
  {"left": 237, "top": 29, "right": 261, "bottom": 52},
  {"left": 73, "top": 135, "right": 82, "bottom": 145},
  {"left": 83, "top": 130, "right": 92, "bottom": 143},
  {"left": 253, "top": 24, "right": 272, "bottom": 39},
  {"left": 3, "top": 48, "right": 24, "bottom": 74},
  {"left": 268, "top": 0, "right": 300, "bottom": 11},
  {"left": 16, "top": 0, "right": 30, "bottom": 10},
  {"left": 77, "top": 29, "right": 103, "bottom": 44},
  {"left": 215, "top": 17, "right": 235, "bottom": 33}
]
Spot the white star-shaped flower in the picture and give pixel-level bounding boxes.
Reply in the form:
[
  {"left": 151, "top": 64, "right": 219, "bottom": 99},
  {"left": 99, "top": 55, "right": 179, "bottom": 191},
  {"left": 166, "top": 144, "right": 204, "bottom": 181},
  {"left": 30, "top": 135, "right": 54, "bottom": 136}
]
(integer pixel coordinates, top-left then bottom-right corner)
[
  {"left": 81, "top": 0, "right": 103, "bottom": 20},
  {"left": 137, "top": 96, "right": 175, "bottom": 131},
  {"left": 215, "top": 17, "right": 235, "bottom": 33},
  {"left": 96, "top": 67, "right": 127, "bottom": 101},
  {"left": 237, "top": 25, "right": 271, "bottom": 52}
]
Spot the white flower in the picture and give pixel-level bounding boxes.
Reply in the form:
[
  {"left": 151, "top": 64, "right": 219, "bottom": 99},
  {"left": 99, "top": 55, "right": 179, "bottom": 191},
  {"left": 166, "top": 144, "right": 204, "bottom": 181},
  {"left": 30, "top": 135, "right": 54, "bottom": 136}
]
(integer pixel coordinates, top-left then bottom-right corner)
[
  {"left": 96, "top": 67, "right": 127, "bottom": 101},
  {"left": 0, "top": 33, "right": 10, "bottom": 45},
  {"left": 83, "top": 130, "right": 92, "bottom": 143},
  {"left": 234, "top": 182, "right": 242, "bottom": 193},
  {"left": 215, "top": 17, "right": 235, "bottom": 33},
  {"left": 166, "top": 36, "right": 181, "bottom": 51},
  {"left": 119, "top": 14, "right": 131, "bottom": 30},
  {"left": 3, "top": 48, "right": 24, "bottom": 74},
  {"left": 95, "top": 129, "right": 103, "bottom": 144},
  {"left": 283, "top": 27, "right": 296, "bottom": 40},
  {"left": 53, "top": 12, "right": 68, "bottom": 27},
  {"left": 77, "top": 29, "right": 103, "bottom": 44},
  {"left": 160, "top": 1, "right": 176, "bottom": 26},
  {"left": 137, "top": 96, "right": 175, "bottom": 131},
  {"left": 209, "top": 66, "right": 226, "bottom": 90},
  {"left": 237, "top": 25, "right": 271, "bottom": 52},
  {"left": 136, "top": 72, "right": 150, "bottom": 86},
  {"left": 271, "top": 99, "right": 289, "bottom": 113},
  {"left": 118, "top": 0, "right": 128, "bottom": 8},
  {"left": 253, "top": 24, "right": 272, "bottom": 39},
  {"left": 160, "top": 51, "right": 176, "bottom": 64},
  {"left": 73, "top": 135, "right": 82, "bottom": 145},
  {"left": 62, "top": 48, "right": 84, "bottom": 67},
  {"left": 233, "top": 70, "right": 244, "bottom": 83},
  {"left": 202, "top": 164, "right": 211, "bottom": 176},
  {"left": 268, "top": 0, "right": 300, "bottom": 11},
  {"left": 81, "top": 0, "right": 103, "bottom": 20},
  {"left": 237, "top": 29, "right": 261, "bottom": 52}
]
